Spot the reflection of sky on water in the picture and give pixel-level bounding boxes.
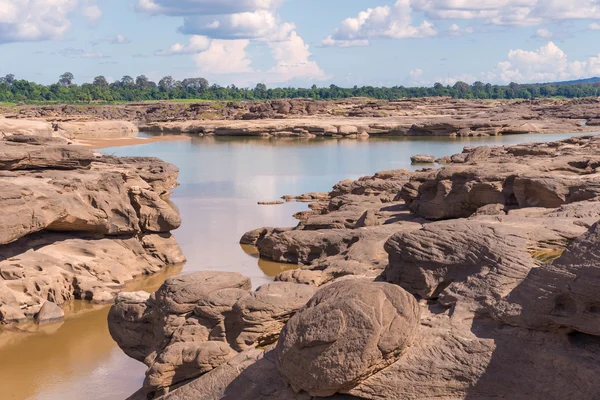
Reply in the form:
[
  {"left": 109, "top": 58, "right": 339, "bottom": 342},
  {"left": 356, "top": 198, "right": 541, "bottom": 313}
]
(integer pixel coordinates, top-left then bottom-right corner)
[{"left": 105, "top": 132, "right": 597, "bottom": 288}]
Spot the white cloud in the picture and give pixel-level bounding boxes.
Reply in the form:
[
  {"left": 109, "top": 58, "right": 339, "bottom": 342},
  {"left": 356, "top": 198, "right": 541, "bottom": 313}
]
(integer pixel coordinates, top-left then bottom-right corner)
[
  {"left": 433, "top": 42, "right": 600, "bottom": 85},
  {"left": 180, "top": 10, "right": 284, "bottom": 39},
  {"left": 136, "top": 0, "right": 284, "bottom": 16},
  {"left": 190, "top": 31, "right": 329, "bottom": 86},
  {"left": 409, "top": 68, "right": 424, "bottom": 78},
  {"left": 412, "top": 0, "right": 600, "bottom": 26},
  {"left": 533, "top": 28, "right": 554, "bottom": 39},
  {"left": 485, "top": 41, "right": 599, "bottom": 83},
  {"left": 155, "top": 35, "right": 211, "bottom": 56},
  {"left": 320, "top": 36, "right": 369, "bottom": 48},
  {"left": 81, "top": 3, "right": 102, "bottom": 25},
  {"left": 267, "top": 31, "right": 327, "bottom": 83},
  {"left": 193, "top": 40, "right": 254, "bottom": 74},
  {"left": 324, "top": 0, "right": 600, "bottom": 46},
  {"left": 0, "top": 0, "right": 101, "bottom": 43},
  {"left": 448, "top": 23, "right": 474, "bottom": 36},
  {"left": 323, "top": 0, "right": 437, "bottom": 47},
  {"left": 590, "top": 23, "right": 600, "bottom": 30},
  {"left": 141, "top": 0, "right": 327, "bottom": 85}
]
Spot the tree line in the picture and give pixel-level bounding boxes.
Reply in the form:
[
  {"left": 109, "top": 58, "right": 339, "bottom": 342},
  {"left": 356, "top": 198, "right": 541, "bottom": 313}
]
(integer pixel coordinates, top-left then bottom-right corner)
[{"left": 0, "top": 72, "right": 599, "bottom": 104}]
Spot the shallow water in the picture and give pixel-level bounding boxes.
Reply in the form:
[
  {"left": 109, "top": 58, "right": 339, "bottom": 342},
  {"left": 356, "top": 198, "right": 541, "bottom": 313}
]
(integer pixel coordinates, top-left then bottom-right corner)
[{"left": 1, "top": 132, "right": 594, "bottom": 400}]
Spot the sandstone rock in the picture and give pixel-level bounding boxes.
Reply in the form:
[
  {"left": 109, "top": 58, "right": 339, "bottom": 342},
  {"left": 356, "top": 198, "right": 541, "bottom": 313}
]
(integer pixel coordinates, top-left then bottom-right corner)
[
  {"left": 404, "top": 136, "right": 600, "bottom": 220},
  {"left": 158, "top": 348, "right": 299, "bottom": 400},
  {"left": 0, "top": 118, "right": 53, "bottom": 136},
  {"left": 229, "top": 282, "right": 317, "bottom": 351},
  {"left": 144, "top": 341, "right": 237, "bottom": 394},
  {"left": 384, "top": 209, "right": 592, "bottom": 307},
  {"left": 0, "top": 137, "right": 94, "bottom": 170},
  {"left": 0, "top": 137, "right": 184, "bottom": 321},
  {"left": 276, "top": 280, "right": 420, "bottom": 397},
  {"left": 34, "top": 301, "right": 65, "bottom": 324},
  {"left": 0, "top": 305, "right": 26, "bottom": 323},
  {"left": 109, "top": 273, "right": 317, "bottom": 398},
  {"left": 410, "top": 154, "right": 435, "bottom": 164},
  {"left": 347, "top": 307, "right": 600, "bottom": 400},
  {"left": 493, "top": 220, "right": 600, "bottom": 336}
]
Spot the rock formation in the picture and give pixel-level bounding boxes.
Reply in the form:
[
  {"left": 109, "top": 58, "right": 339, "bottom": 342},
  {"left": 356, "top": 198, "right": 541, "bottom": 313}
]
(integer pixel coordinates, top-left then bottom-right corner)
[
  {"left": 109, "top": 135, "right": 600, "bottom": 399},
  {"left": 0, "top": 134, "right": 185, "bottom": 323},
  {"left": 108, "top": 272, "right": 316, "bottom": 398},
  {"left": 3, "top": 97, "right": 600, "bottom": 139}
]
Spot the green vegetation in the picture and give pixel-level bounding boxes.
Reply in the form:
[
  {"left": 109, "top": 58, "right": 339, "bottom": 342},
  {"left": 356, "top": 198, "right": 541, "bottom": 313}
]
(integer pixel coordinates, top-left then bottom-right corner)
[{"left": 1, "top": 73, "right": 600, "bottom": 104}]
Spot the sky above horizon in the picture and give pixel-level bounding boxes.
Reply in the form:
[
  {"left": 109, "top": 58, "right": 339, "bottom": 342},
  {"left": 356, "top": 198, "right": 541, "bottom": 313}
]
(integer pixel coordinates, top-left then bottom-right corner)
[{"left": 1, "top": 0, "right": 600, "bottom": 88}]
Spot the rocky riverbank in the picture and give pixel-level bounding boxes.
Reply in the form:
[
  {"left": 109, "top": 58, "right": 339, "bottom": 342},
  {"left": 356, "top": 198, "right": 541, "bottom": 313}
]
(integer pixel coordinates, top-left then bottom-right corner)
[
  {"left": 2, "top": 97, "right": 600, "bottom": 139},
  {"left": 109, "top": 135, "right": 600, "bottom": 399},
  {"left": 0, "top": 134, "right": 185, "bottom": 324}
]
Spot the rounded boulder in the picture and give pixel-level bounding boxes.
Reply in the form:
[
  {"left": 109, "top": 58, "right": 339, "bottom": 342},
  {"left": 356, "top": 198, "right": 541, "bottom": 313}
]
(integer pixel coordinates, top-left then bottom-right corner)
[{"left": 275, "top": 280, "right": 420, "bottom": 397}]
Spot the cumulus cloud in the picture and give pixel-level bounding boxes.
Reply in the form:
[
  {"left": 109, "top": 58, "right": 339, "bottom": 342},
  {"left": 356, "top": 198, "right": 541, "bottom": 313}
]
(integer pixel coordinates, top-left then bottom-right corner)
[
  {"left": 0, "top": 0, "right": 101, "bottom": 43},
  {"left": 136, "top": 0, "right": 284, "bottom": 16},
  {"left": 431, "top": 42, "right": 600, "bottom": 85},
  {"left": 155, "top": 35, "right": 211, "bottom": 56},
  {"left": 267, "top": 31, "right": 327, "bottom": 82},
  {"left": 324, "top": 0, "right": 600, "bottom": 46},
  {"left": 322, "top": 0, "right": 437, "bottom": 47},
  {"left": 193, "top": 40, "right": 254, "bottom": 74},
  {"left": 483, "top": 41, "right": 600, "bottom": 83},
  {"left": 180, "top": 10, "right": 286, "bottom": 40},
  {"left": 141, "top": 0, "right": 327, "bottom": 84}
]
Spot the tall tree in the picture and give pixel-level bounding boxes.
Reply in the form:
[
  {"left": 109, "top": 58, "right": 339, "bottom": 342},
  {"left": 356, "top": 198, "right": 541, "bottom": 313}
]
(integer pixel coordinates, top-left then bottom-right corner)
[
  {"left": 59, "top": 72, "right": 74, "bottom": 87},
  {"left": 121, "top": 75, "right": 134, "bottom": 87},
  {"left": 93, "top": 76, "right": 109, "bottom": 87},
  {"left": 135, "top": 75, "right": 150, "bottom": 89},
  {"left": 159, "top": 76, "right": 175, "bottom": 91}
]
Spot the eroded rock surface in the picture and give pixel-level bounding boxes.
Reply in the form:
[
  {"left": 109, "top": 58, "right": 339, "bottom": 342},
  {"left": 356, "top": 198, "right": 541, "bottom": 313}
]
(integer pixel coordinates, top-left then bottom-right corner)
[
  {"left": 0, "top": 135, "right": 185, "bottom": 319},
  {"left": 108, "top": 272, "right": 315, "bottom": 398},
  {"left": 276, "top": 280, "right": 420, "bottom": 397},
  {"left": 111, "top": 135, "right": 600, "bottom": 399}
]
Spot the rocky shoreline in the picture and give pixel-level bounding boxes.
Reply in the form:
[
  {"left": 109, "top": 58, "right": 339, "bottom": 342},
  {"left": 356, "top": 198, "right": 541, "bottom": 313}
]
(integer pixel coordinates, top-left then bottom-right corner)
[
  {"left": 0, "top": 134, "right": 185, "bottom": 324},
  {"left": 2, "top": 97, "right": 600, "bottom": 140},
  {"left": 109, "top": 135, "right": 600, "bottom": 399}
]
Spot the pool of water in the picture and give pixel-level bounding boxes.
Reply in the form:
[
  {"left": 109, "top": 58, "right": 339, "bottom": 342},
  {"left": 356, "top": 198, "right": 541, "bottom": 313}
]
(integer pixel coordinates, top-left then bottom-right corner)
[{"left": 1, "top": 132, "right": 594, "bottom": 400}]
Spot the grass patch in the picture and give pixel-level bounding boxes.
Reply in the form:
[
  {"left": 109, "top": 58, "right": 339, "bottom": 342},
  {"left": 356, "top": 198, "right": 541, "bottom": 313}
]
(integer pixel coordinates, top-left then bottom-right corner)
[{"left": 0, "top": 101, "right": 16, "bottom": 107}]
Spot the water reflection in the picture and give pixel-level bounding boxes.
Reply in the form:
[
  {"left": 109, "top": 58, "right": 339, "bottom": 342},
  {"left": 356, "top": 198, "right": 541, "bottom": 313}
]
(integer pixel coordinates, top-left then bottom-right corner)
[{"left": 240, "top": 244, "right": 299, "bottom": 277}]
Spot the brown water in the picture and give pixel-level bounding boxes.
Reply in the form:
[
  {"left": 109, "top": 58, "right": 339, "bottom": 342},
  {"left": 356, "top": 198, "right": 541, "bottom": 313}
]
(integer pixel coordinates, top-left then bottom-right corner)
[{"left": 0, "top": 133, "right": 593, "bottom": 399}]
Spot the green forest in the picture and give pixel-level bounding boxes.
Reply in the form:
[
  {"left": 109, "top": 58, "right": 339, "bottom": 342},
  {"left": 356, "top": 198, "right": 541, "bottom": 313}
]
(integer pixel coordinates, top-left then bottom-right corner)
[{"left": 1, "top": 72, "right": 600, "bottom": 104}]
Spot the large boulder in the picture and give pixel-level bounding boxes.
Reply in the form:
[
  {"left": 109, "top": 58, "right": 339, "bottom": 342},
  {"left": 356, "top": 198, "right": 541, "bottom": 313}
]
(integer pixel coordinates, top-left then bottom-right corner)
[{"left": 275, "top": 280, "right": 420, "bottom": 397}]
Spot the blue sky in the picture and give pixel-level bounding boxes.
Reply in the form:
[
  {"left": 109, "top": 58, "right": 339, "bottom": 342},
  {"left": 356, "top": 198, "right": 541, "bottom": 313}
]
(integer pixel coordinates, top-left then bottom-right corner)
[{"left": 1, "top": 0, "right": 600, "bottom": 88}]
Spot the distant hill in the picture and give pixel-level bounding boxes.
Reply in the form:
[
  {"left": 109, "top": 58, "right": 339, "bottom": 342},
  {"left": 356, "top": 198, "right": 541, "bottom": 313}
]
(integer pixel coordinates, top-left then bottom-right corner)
[{"left": 552, "top": 77, "right": 600, "bottom": 85}]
